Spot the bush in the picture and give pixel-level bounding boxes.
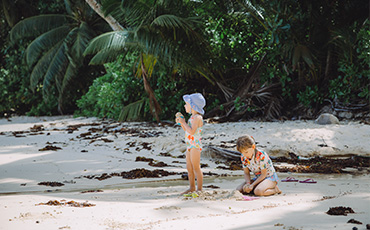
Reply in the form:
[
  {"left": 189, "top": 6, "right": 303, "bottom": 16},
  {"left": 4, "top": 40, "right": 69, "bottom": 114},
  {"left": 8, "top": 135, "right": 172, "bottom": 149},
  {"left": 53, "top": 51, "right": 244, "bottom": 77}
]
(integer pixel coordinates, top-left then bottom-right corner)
[
  {"left": 76, "top": 54, "right": 143, "bottom": 119},
  {"left": 328, "top": 22, "right": 370, "bottom": 103},
  {"left": 75, "top": 53, "right": 191, "bottom": 121},
  {"left": 297, "top": 85, "right": 322, "bottom": 108}
]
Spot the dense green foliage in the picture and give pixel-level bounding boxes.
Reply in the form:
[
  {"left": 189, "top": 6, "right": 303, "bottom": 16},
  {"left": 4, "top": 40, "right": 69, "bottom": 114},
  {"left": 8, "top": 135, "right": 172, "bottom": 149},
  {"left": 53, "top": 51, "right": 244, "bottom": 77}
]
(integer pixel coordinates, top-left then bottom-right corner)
[
  {"left": 8, "top": 0, "right": 110, "bottom": 113},
  {"left": 0, "top": 0, "right": 65, "bottom": 116},
  {"left": 1, "top": 0, "right": 369, "bottom": 120},
  {"left": 76, "top": 53, "right": 144, "bottom": 119},
  {"left": 75, "top": 52, "right": 191, "bottom": 121},
  {"left": 328, "top": 22, "right": 370, "bottom": 103}
]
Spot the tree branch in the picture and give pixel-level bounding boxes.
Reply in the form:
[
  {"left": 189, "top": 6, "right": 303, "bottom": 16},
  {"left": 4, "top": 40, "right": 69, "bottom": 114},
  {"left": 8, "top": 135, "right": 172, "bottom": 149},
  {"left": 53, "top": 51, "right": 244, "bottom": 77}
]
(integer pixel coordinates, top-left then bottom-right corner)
[{"left": 85, "top": 0, "right": 124, "bottom": 31}]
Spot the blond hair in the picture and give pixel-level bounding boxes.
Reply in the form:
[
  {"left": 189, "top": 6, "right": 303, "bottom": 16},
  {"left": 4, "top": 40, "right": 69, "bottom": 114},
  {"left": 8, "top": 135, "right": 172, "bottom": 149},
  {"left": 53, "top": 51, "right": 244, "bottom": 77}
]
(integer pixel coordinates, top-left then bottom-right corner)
[{"left": 236, "top": 135, "right": 256, "bottom": 152}]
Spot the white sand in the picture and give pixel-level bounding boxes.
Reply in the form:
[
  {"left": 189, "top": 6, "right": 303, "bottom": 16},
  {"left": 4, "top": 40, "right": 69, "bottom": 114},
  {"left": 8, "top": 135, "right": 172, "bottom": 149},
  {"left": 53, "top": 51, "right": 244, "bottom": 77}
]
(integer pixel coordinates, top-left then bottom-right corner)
[{"left": 0, "top": 116, "right": 369, "bottom": 230}]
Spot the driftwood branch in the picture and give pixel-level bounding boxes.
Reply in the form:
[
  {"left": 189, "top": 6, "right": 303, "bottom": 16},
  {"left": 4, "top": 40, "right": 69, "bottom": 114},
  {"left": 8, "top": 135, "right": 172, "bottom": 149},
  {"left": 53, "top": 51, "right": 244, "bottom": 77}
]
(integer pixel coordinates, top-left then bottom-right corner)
[
  {"left": 324, "top": 98, "right": 369, "bottom": 112},
  {"left": 203, "top": 145, "right": 240, "bottom": 161}
]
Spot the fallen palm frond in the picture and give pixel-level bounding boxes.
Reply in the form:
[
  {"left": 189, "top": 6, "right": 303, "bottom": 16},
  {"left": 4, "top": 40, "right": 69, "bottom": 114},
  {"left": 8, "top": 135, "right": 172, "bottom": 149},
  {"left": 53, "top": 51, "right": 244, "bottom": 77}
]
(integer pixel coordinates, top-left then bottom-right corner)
[{"left": 118, "top": 99, "right": 146, "bottom": 121}]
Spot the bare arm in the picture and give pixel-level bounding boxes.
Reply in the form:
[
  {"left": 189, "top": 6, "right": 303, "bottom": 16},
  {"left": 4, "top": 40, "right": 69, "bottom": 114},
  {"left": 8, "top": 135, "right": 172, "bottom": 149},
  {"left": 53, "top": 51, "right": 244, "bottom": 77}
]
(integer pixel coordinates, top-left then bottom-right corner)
[
  {"left": 243, "top": 167, "right": 251, "bottom": 184},
  {"left": 250, "top": 168, "right": 267, "bottom": 188}
]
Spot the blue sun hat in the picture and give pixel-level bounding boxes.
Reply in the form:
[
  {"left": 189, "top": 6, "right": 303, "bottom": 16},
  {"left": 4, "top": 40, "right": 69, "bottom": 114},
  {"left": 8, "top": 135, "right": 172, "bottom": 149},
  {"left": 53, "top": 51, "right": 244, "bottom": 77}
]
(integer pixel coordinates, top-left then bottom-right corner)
[{"left": 183, "top": 93, "right": 206, "bottom": 115}]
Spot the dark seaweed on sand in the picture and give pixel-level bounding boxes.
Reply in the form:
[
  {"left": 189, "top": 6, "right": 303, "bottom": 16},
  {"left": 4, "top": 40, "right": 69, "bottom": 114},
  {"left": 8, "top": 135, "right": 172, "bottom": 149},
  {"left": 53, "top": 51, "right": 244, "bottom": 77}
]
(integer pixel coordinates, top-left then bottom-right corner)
[
  {"left": 326, "top": 206, "right": 355, "bottom": 216},
  {"left": 38, "top": 181, "right": 65, "bottom": 187},
  {"left": 83, "top": 168, "right": 177, "bottom": 180},
  {"left": 38, "top": 145, "right": 62, "bottom": 151},
  {"left": 347, "top": 219, "right": 362, "bottom": 225},
  {"left": 37, "top": 200, "right": 95, "bottom": 207},
  {"left": 273, "top": 155, "right": 370, "bottom": 174}
]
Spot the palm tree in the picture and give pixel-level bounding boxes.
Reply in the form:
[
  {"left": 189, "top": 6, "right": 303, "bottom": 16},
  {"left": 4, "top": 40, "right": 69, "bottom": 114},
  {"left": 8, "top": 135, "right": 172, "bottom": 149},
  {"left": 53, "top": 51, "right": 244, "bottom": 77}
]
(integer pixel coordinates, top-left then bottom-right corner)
[
  {"left": 84, "top": 0, "right": 213, "bottom": 122},
  {"left": 10, "top": 0, "right": 110, "bottom": 113}
]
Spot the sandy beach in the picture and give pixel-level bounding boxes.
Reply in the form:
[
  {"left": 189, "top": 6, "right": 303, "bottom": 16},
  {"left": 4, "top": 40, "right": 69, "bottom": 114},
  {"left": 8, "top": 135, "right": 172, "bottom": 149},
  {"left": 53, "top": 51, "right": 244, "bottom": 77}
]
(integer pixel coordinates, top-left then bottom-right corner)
[{"left": 0, "top": 116, "right": 369, "bottom": 230}]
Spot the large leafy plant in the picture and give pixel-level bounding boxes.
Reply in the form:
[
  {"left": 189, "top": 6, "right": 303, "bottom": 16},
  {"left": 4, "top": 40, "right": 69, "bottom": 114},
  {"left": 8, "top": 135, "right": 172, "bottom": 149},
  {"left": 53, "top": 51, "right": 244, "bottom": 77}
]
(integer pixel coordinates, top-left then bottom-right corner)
[{"left": 10, "top": 0, "right": 110, "bottom": 112}]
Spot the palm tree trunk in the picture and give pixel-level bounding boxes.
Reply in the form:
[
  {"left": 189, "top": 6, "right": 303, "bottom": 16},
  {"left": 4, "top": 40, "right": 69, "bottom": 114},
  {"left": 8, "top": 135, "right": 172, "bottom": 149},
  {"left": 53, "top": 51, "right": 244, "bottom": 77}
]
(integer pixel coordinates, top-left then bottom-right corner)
[
  {"left": 86, "top": 0, "right": 162, "bottom": 122},
  {"left": 141, "top": 54, "right": 161, "bottom": 122},
  {"left": 84, "top": 0, "right": 123, "bottom": 31}
]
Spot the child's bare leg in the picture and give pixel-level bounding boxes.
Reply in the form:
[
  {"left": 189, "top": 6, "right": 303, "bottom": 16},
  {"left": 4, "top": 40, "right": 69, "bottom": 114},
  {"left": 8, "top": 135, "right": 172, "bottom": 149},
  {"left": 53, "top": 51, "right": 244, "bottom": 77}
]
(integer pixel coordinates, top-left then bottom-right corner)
[
  {"left": 182, "top": 150, "right": 196, "bottom": 194},
  {"left": 254, "top": 180, "right": 281, "bottom": 196},
  {"left": 189, "top": 148, "right": 203, "bottom": 191},
  {"left": 262, "top": 186, "right": 282, "bottom": 196}
]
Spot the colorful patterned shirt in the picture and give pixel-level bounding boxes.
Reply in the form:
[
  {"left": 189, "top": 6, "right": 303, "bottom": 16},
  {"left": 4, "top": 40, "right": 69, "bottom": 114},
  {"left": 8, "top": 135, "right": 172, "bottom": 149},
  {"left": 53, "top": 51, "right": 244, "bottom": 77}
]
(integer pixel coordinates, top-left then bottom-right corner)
[{"left": 240, "top": 150, "right": 276, "bottom": 178}]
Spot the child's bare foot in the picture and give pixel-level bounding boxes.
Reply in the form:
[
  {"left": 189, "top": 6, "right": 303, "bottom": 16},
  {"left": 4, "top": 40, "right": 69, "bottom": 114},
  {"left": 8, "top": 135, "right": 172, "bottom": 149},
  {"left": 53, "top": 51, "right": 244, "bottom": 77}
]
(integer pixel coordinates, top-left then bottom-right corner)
[
  {"left": 181, "top": 188, "right": 195, "bottom": 195},
  {"left": 275, "top": 186, "right": 282, "bottom": 194}
]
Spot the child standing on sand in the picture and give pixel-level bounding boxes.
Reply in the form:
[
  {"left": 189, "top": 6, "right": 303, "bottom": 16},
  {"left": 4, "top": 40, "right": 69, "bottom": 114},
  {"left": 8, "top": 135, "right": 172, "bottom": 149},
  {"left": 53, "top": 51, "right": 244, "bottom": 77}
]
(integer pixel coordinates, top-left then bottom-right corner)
[
  {"left": 176, "top": 93, "right": 206, "bottom": 194},
  {"left": 236, "top": 135, "right": 281, "bottom": 196}
]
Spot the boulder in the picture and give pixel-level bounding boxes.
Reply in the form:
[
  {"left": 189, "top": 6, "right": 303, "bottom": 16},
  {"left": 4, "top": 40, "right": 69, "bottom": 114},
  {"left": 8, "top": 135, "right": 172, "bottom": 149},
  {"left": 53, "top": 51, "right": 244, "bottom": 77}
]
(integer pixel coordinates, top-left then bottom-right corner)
[{"left": 315, "top": 113, "right": 339, "bottom": 125}]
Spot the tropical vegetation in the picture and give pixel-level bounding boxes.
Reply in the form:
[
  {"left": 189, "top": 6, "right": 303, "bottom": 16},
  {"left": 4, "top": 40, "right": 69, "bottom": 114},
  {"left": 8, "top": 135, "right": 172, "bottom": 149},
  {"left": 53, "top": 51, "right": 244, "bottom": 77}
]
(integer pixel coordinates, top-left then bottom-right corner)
[
  {"left": 1, "top": 0, "right": 369, "bottom": 121},
  {"left": 8, "top": 0, "right": 110, "bottom": 113}
]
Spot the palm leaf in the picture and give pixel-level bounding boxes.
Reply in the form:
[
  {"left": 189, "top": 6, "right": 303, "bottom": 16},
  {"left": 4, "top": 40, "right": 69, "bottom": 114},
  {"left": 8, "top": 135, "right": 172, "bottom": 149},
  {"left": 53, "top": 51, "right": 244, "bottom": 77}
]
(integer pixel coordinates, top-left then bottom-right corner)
[
  {"left": 64, "top": 27, "right": 80, "bottom": 67},
  {"left": 101, "top": 0, "right": 122, "bottom": 16},
  {"left": 84, "top": 31, "right": 129, "bottom": 56},
  {"left": 74, "top": 22, "right": 96, "bottom": 57},
  {"left": 119, "top": 0, "right": 151, "bottom": 26},
  {"left": 42, "top": 44, "right": 69, "bottom": 95},
  {"left": 330, "top": 27, "right": 356, "bottom": 62},
  {"left": 26, "top": 25, "right": 70, "bottom": 67},
  {"left": 253, "top": 84, "right": 273, "bottom": 103},
  {"left": 118, "top": 99, "right": 146, "bottom": 121},
  {"left": 89, "top": 48, "right": 130, "bottom": 65},
  {"left": 58, "top": 63, "right": 78, "bottom": 105},
  {"left": 10, "top": 14, "right": 72, "bottom": 42},
  {"left": 138, "top": 25, "right": 209, "bottom": 74},
  {"left": 134, "top": 27, "right": 179, "bottom": 66},
  {"left": 65, "top": 22, "right": 95, "bottom": 67},
  {"left": 90, "top": 0, "right": 211, "bottom": 75},
  {"left": 264, "top": 97, "right": 282, "bottom": 119},
  {"left": 29, "top": 41, "right": 64, "bottom": 90},
  {"left": 216, "top": 81, "right": 235, "bottom": 101},
  {"left": 136, "top": 33, "right": 211, "bottom": 82},
  {"left": 152, "top": 15, "right": 204, "bottom": 42},
  {"left": 61, "top": 63, "right": 77, "bottom": 91},
  {"left": 151, "top": 14, "right": 194, "bottom": 31},
  {"left": 63, "top": 0, "right": 73, "bottom": 15}
]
